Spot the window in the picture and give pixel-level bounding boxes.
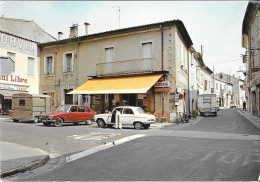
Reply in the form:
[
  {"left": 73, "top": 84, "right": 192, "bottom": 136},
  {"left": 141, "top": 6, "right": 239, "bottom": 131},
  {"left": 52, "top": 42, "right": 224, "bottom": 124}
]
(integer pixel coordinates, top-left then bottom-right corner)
[
  {"left": 204, "top": 80, "right": 207, "bottom": 91},
  {"left": 7, "top": 52, "right": 15, "bottom": 62},
  {"left": 63, "top": 53, "right": 74, "bottom": 73},
  {"left": 123, "top": 108, "right": 134, "bottom": 114},
  {"left": 44, "top": 56, "right": 54, "bottom": 75},
  {"left": 27, "top": 57, "right": 35, "bottom": 76},
  {"left": 142, "top": 42, "right": 152, "bottom": 59},
  {"left": 19, "top": 99, "right": 25, "bottom": 106},
  {"left": 105, "top": 47, "right": 114, "bottom": 73},
  {"left": 78, "top": 106, "right": 90, "bottom": 112},
  {"left": 105, "top": 47, "right": 114, "bottom": 63},
  {"left": 180, "top": 44, "right": 184, "bottom": 67},
  {"left": 70, "top": 106, "right": 77, "bottom": 112}
]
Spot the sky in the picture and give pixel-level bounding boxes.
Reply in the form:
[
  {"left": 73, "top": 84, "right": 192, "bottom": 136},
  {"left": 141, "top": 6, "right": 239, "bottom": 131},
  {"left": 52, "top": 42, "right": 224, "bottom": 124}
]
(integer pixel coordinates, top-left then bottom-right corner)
[{"left": 0, "top": 1, "right": 248, "bottom": 79}]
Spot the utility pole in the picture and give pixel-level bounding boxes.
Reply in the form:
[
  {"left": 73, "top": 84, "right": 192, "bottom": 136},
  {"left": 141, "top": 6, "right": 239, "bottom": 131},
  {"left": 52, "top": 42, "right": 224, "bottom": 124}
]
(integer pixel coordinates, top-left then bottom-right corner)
[
  {"left": 201, "top": 45, "right": 203, "bottom": 57},
  {"left": 114, "top": 6, "right": 121, "bottom": 29},
  {"left": 213, "top": 66, "right": 215, "bottom": 93}
]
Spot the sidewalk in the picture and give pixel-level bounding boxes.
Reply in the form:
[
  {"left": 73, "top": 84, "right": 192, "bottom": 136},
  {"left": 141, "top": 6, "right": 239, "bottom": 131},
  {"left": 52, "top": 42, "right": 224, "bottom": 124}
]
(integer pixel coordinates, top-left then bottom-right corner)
[
  {"left": 0, "top": 142, "right": 50, "bottom": 178},
  {"left": 237, "top": 109, "right": 260, "bottom": 130}
]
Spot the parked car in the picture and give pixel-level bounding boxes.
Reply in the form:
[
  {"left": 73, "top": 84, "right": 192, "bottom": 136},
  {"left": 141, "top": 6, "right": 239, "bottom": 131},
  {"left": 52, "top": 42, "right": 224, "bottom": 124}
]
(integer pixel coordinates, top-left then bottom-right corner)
[
  {"left": 94, "top": 106, "right": 155, "bottom": 129},
  {"left": 230, "top": 102, "right": 237, "bottom": 108},
  {"left": 39, "top": 105, "right": 95, "bottom": 127}
]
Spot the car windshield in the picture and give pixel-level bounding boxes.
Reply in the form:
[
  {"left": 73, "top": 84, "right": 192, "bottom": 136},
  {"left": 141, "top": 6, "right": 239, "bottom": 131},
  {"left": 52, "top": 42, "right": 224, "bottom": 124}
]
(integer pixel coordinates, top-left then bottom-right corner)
[
  {"left": 56, "top": 105, "right": 70, "bottom": 112},
  {"left": 136, "top": 107, "right": 146, "bottom": 114}
]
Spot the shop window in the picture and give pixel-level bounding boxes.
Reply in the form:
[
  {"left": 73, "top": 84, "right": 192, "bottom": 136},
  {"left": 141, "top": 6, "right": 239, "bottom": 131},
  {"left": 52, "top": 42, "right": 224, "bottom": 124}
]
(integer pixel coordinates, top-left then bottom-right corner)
[
  {"left": 19, "top": 99, "right": 25, "bottom": 106},
  {"left": 63, "top": 53, "right": 74, "bottom": 73}
]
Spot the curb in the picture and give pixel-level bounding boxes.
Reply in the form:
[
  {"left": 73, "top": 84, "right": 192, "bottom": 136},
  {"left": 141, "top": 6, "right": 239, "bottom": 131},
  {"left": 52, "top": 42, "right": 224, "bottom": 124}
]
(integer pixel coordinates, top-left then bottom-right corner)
[
  {"left": 237, "top": 109, "right": 260, "bottom": 130},
  {"left": 0, "top": 155, "right": 50, "bottom": 178}
]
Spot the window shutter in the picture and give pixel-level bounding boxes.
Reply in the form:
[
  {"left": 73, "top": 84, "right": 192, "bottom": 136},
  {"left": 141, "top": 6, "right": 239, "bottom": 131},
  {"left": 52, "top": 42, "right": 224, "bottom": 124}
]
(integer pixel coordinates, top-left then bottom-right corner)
[
  {"left": 44, "top": 57, "right": 47, "bottom": 74},
  {"left": 71, "top": 53, "right": 74, "bottom": 72},
  {"left": 180, "top": 44, "right": 184, "bottom": 67},
  {"left": 63, "top": 54, "right": 67, "bottom": 72},
  {"left": 142, "top": 42, "right": 152, "bottom": 59},
  {"left": 105, "top": 48, "right": 113, "bottom": 63},
  {"left": 52, "top": 56, "right": 54, "bottom": 74}
]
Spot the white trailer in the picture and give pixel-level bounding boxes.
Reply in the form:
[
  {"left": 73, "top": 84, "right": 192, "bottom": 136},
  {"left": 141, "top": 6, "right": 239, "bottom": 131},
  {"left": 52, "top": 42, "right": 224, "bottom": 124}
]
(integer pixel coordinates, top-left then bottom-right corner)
[{"left": 198, "top": 94, "right": 218, "bottom": 116}]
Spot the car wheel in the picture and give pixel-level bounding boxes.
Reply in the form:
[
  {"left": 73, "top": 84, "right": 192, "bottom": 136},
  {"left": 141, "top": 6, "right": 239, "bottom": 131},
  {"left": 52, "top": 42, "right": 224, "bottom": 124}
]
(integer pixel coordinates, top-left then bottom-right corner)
[
  {"left": 97, "top": 119, "right": 106, "bottom": 128},
  {"left": 73, "top": 122, "right": 78, "bottom": 125},
  {"left": 43, "top": 122, "right": 51, "bottom": 126},
  {"left": 85, "top": 119, "right": 92, "bottom": 125},
  {"left": 143, "top": 124, "right": 150, "bottom": 129},
  {"left": 33, "top": 117, "right": 39, "bottom": 123},
  {"left": 13, "top": 119, "right": 19, "bottom": 122},
  {"left": 54, "top": 118, "right": 63, "bottom": 127},
  {"left": 134, "top": 122, "right": 143, "bottom": 130}
]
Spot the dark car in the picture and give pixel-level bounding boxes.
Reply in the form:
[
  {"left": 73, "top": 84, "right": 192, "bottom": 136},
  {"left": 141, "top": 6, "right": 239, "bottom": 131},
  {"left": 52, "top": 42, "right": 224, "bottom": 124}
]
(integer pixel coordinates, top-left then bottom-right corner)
[{"left": 39, "top": 105, "right": 95, "bottom": 127}]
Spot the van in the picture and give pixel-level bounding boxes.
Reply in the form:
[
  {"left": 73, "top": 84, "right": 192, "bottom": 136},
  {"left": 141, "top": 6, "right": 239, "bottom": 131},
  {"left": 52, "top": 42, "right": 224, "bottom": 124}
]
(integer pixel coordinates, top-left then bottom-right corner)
[
  {"left": 198, "top": 94, "right": 218, "bottom": 116},
  {"left": 11, "top": 93, "right": 53, "bottom": 123}
]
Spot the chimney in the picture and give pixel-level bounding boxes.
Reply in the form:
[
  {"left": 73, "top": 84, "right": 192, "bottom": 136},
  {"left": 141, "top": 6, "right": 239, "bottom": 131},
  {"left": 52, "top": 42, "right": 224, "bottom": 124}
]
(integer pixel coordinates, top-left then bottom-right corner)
[
  {"left": 58, "top": 32, "right": 63, "bottom": 40},
  {"left": 84, "top": 22, "right": 90, "bottom": 35},
  {"left": 69, "top": 24, "right": 78, "bottom": 38}
]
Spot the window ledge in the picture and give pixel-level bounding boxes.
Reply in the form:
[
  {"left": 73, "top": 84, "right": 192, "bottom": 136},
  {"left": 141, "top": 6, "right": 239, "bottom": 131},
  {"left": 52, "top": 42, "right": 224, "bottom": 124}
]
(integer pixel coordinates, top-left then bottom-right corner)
[
  {"left": 44, "top": 74, "right": 54, "bottom": 77},
  {"left": 63, "top": 72, "right": 74, "bottom": 75}
]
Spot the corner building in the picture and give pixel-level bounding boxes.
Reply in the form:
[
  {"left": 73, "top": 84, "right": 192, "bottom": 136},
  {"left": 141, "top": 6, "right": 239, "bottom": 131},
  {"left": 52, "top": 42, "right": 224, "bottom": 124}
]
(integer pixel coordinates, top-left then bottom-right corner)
[{"left": 39, "top": 20, "right": 193, "bottom": 121}]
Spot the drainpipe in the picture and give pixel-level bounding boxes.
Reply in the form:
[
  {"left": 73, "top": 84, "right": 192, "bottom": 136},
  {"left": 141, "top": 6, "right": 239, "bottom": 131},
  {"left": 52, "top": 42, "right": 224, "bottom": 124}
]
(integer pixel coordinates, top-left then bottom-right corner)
[
  {"left": 160, "top": 25, "right": 164, "bottom": 114},
  {"left": 76, "top": 38, "right": 80, "bottom": 104},
  {"left": 188, "top": 50, "right": 190, "bottom": 115}
]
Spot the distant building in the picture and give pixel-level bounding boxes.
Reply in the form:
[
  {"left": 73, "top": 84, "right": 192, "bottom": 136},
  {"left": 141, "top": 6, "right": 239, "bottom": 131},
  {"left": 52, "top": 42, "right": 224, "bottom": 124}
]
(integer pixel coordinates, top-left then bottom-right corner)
[
  {"left": 215, "top": 73, "right": 245, "bottom": 108},
  {"left": 242, "top": 1, "right": 260, "bottom": 117},
  {"left": 0, "top": 16, "right": 56, "bottom": 114}
]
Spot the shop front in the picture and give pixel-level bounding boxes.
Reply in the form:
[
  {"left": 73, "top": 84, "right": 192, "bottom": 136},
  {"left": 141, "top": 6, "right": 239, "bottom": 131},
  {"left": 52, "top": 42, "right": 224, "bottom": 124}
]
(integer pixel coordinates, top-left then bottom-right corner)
[
  {"left": 0, "top": 77, "right": 29, "bottom": 114},
  {"left": 69, "top": 74, "right": 165, "bottom": 113}
]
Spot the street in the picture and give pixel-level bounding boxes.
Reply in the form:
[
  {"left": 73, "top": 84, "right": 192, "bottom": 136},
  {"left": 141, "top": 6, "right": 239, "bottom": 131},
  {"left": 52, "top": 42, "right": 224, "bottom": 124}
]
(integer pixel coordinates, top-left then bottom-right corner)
[{"left": 2, "top": 108, "right": 260, "bottom": 181}]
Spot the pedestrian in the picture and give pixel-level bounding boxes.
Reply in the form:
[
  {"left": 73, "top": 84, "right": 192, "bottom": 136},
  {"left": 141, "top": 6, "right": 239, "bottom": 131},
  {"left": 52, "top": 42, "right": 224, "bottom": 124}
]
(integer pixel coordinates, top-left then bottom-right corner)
[
  {"left": 115, "top": 110, "right": 120, "bottom": 129},
  {"left": 243, "top": 101, "right": 246, "bottom": 111}
]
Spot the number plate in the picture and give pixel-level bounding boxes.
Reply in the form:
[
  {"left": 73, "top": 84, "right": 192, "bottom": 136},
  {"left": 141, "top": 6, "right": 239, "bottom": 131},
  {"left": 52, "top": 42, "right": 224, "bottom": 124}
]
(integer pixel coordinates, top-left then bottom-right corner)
[{"left": 42, "top": 119, "right": 47, "bottom": 123}]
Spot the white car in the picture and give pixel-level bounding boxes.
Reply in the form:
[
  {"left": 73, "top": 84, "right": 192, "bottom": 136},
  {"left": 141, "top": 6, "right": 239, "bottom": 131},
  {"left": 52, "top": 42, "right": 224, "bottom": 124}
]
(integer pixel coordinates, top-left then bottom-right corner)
[{"left": 94, "top": 106, "right": 155, "bottom": 129}]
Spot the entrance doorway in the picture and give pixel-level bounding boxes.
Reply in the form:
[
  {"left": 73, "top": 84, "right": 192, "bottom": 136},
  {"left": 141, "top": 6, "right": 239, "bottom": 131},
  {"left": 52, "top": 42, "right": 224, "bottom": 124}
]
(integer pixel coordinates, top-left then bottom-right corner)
[{"left": 64, "top": 89, "right": 73, "bottom": 104}]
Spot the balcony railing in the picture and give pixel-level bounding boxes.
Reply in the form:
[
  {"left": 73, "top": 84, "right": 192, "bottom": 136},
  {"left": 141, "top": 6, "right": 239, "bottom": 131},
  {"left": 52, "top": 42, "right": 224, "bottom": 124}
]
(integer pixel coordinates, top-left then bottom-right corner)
[{"left": 96, "top": 58, "right": 161, "bottom": 77}]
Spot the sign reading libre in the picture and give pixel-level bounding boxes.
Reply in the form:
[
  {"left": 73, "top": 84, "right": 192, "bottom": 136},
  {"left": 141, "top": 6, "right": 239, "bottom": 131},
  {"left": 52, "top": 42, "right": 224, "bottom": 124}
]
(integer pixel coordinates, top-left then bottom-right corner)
[{"left": 0, "top": 75, "right": 28, "bottom": 83}]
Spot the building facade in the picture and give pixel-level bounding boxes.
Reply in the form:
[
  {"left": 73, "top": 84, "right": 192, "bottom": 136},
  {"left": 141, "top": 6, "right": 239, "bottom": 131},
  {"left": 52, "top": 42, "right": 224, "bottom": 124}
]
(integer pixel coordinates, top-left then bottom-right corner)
[
  {"left": 242, "top": 1, "right": 260, "bottom": 117},
  {"left": 39, "top": 20, "right": 199, "bottom": 121},
  {"left": 0, "top": 17, "right": 56, "bottom": 114}
]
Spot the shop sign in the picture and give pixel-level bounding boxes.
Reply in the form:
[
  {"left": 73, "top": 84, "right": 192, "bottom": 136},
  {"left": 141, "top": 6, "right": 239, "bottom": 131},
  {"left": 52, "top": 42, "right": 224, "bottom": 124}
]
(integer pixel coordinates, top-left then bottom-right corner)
[
  {"left": 174, "top": 93, "right": 179, "bottom": 102},
  {"left": 0, "top": 75, "right": 28, "bottom": 83},
  {"left": 154, "top": 88, "right": 170, "bottom": 92},
  {"left": 0, "top": 32, "right": 36, "bottom": 52},
  {"left": 176, "top": 86, "right": 182, "bottom": 93},
  {"left": 0, "top": 84, "right": 28, "bottom": 91},
  {"left": 155, "top": 81, "right": 170, "bottom": 88}
]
